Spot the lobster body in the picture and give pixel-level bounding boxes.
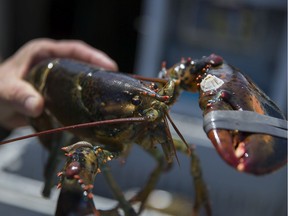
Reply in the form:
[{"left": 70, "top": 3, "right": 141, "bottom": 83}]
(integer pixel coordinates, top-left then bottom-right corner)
[
  {"left": 161, "top": 54, "right": 287, "bottom": 174},
  {"left": 28, "top": 59, "right": 175, "bottom": 160},
  {"left": 26, "top": 59, "right": 210, "bottom": 215}
]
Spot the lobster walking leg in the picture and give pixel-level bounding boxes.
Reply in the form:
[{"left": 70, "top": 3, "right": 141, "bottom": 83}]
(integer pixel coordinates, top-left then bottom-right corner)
[
  {"left": 190, "top": 151, "right": 211, "bottom": 216},
  {"left": 101, "top": 166, "right": 137, "bottom": 216},
  {"left": 173, "top": 140, "right": 211, "bottom": 216},
  {"left": 42, "top": 137, "right": 63, "bottom": 197},
  {"left": 98, "top": 147, "right": 168, "bottom": 216},
  {"left": 30, "top": 111, "right": 67, "bottom": 197},
  {"left": 126, "top": 140, "right": 210, "bottom": 216},
  {"left": 128, "top": 148, "right": 169, "bottom": 214}
]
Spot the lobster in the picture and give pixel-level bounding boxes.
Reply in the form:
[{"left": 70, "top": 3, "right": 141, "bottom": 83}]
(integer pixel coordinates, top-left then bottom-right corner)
[
  {"left": 1, "top": 54, "right": 287, "bottom": 215},
  {"left": 1, "top": 58, "right": 210, "bottom": 216}
]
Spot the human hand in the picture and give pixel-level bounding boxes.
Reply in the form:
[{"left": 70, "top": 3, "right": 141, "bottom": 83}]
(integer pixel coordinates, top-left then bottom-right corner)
[{"left": 0, "top": 38, "right": 118, "bottom": 130}]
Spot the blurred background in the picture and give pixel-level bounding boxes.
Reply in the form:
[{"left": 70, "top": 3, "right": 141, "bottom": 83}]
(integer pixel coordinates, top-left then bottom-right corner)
[{"left": 0, "top": 0, "right": 287, "bottom": 216}]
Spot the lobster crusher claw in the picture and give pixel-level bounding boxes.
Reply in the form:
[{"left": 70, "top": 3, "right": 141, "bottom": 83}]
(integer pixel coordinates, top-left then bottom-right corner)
[{"left": 203, "top": 110, "right": 288, "bottom": 175}]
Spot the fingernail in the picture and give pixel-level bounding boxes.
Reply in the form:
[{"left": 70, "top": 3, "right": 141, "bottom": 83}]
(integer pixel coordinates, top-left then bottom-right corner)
[
  {"left": 93, "top": 55, "right": 118, "bottom": 71},
  {"left": 101, "top": 58, "right": 117, "bottom": 70},
  {"left": 24, "top": 96, "right": 39, "bottom": 116}
]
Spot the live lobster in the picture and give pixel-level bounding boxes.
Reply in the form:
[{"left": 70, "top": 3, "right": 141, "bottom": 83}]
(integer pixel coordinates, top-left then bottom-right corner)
[{"left": 0, "top": 54, "right": 286, "bottom": 216}]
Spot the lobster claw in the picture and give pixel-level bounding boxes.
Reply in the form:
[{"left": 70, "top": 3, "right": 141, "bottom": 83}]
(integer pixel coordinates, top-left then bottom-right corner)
[{"left": 204, "top": 111, "right": 287, "bottom": 175}]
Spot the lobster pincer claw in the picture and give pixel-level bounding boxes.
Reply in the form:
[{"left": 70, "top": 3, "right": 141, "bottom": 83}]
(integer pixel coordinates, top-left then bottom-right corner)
[{"left": 203, "top": 110, "right": 288, "bottom": 175}]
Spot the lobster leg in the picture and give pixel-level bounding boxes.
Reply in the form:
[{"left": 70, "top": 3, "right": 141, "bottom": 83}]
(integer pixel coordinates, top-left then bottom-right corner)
[
  {"left": 97, "top": 146, "right": 170, "bottom": 215},
  {"left": 128, "top": 148, "right": 170, "bottom": 214},
  {"left": 101, "top": 165, "right": 137, "bottom": 216},
  {"left": 173, "top": 140, "right": 211, "bottom": 216},
  {"left": 30, "top": 111, "right": 67, "bottom": 197},
  {"left": 42, "top": 135, "right": 63, "bottom": 197}
]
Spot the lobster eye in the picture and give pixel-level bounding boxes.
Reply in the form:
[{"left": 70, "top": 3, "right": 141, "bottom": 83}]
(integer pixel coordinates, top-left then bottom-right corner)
[{"left": 132, "top": 95, "right": 141, "bottom": 106}]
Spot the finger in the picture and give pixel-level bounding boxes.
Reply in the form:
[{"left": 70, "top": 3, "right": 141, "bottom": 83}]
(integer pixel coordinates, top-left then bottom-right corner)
[
  {"left": 22, "top": 39, "right": 118, "bottom": 70},
  {"left": 52, "top": 40, "right": 118, "bottom": 71},
  {"left": 0, "top": 79, "right": 44, "bottom": 117},
  {"left": 9, "top": 39, "right": 119, "bottom": 77}
]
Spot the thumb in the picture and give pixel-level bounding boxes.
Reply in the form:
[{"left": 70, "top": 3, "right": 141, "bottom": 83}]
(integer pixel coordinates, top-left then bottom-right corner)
[{"left": 1, "top": 80, "right": 44, "bottom": 117}]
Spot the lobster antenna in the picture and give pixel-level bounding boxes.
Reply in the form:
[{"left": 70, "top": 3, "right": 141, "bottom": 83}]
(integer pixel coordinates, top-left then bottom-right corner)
[
  {"left": 165, "top": 111, "right": 192, "bottom": 155},
  {"left": 0, "top": 117, "right": 146, "bottom": 145}
]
